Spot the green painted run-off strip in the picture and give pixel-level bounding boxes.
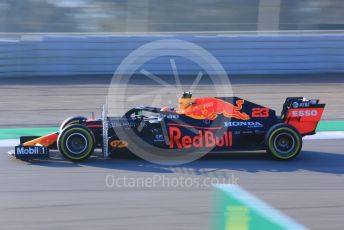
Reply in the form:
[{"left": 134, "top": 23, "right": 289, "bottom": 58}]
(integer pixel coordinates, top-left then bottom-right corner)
[
  {"left": 316, "top": 121, "right": 344, "bottom": 132},
  {"left": 0, "top": 120, "right": 343, "bottom": 140},
  {"left": 0, "top": 127, "right": 58, "bottom": 140}
]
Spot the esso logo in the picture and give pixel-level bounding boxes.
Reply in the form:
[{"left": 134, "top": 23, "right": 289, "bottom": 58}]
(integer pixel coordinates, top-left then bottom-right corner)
[{"left": 292, "top": 109, "right": 318, "bottom": 117}]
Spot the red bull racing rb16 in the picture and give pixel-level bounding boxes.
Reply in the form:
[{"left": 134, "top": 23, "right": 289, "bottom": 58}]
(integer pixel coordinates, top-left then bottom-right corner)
[{"left": 10, "top": 93, "right": 325, "bottom": 162}]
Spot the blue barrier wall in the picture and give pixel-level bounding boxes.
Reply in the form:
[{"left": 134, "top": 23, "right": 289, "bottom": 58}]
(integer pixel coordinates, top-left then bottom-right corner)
[{"left": 0, "top": 34, "right": 343, "bottom": 76}]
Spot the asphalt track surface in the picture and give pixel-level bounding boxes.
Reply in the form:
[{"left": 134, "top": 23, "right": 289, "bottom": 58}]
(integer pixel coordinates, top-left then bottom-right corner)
[
  {"left": 0, "top": 74, "right": 344, "bottom": 230},
  {"left": 0, "top": 140, "right": 344, "bottom": 230}
]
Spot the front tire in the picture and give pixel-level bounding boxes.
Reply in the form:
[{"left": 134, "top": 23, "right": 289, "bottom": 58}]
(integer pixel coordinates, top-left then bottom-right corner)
[
  {"left": 60, "top": 116, "right": 87, "bottom": 132},
  {"left": 58, "top": 124, "right": 95, "bottom": 162},
  {"left": 265, "top": 123, "right": 302, "bottom": 160}
]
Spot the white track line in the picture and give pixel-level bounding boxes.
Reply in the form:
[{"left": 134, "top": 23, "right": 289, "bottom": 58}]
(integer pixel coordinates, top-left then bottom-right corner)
[
  {"left": 304, "top": 131, "right": 344, "bottom": 140},
  {"left": 214, "top": 184, "right": 309, "bottom": 230},
  {"left": 0, "top": 139, "right": 19, "bottom": 147}
]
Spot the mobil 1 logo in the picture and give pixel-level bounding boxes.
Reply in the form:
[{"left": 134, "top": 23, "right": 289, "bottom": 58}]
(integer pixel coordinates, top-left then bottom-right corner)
[{"left": 14, "top": 146, "right": 49, "bottom": 159}]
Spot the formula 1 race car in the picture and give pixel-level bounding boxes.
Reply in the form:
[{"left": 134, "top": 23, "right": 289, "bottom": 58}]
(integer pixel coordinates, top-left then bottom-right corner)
[{"left": 10, "top": 93, "right": 325, "bottom": 162}]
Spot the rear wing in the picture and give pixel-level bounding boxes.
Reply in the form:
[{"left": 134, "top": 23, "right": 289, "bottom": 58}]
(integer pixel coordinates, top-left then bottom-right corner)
[{"left": 281, "top": 97, "right": 325, "bottom": 136}]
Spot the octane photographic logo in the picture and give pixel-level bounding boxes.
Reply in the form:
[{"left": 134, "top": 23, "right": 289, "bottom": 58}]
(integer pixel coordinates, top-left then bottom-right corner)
[{"left": 107, "top": 39, "right": 233, "bottom": 165}]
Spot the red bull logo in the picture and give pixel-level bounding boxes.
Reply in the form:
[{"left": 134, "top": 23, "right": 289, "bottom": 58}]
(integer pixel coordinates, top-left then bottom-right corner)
[
  {"left": 177, "top": 97, "right": 250, "bottom": 120},
  {"left": 169, "top": 126, "right": 232, "bottom": 149}
]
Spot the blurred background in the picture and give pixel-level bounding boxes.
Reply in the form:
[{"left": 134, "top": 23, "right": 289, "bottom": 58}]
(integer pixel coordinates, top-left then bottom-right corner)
[
  {"left": 1, "top": 0, "right": 344, "bottom": 122},
  {"left": 0, "top": 0, "right": 344, "bottom": 33}
]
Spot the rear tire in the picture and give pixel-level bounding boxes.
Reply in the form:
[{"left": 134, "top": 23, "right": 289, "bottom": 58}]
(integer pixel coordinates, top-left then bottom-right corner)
[
  {"left": 58, "top": 124, "right": 95, "bottom": 162},
  {"left": 60, "top": 116, "right": 87, "bottom": 132},
  {"left": 265, "top": 123, "right": 302, "bottom": 160}
]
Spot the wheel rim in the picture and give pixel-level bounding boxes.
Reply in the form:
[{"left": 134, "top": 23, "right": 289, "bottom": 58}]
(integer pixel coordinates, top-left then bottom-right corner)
[
  {"left": 273, "top": 132, "right": 295, "bottom": 155},
  {"left": 66, "top": 133, "right": 87, "bottom": 154}
]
